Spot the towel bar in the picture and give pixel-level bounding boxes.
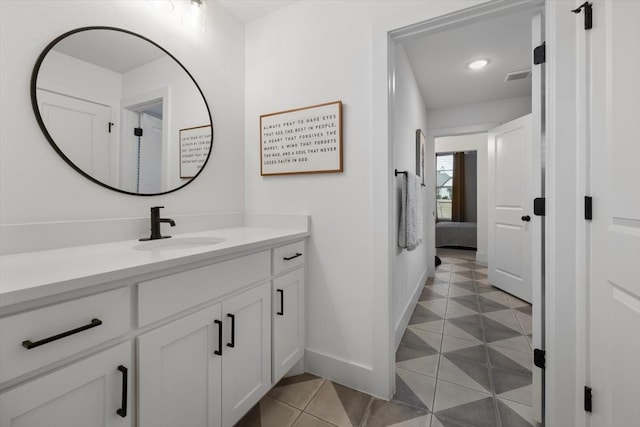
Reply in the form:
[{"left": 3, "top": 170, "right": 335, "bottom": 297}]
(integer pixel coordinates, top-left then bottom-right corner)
[{"left": 395, "top": 169, "right": 425, "bottom": 186}]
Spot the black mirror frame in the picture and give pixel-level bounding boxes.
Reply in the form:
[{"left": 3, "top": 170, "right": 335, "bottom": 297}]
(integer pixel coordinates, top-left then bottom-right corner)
[{"left": 30, "top": 26, "right": 214, "bottom": 196}]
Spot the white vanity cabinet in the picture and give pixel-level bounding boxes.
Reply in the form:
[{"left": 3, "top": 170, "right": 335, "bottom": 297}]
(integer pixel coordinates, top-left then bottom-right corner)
[
  {"left": 221, "top": 282, "right": 271, "bottom": 426},
  {"left": 138, "top": 303, "right": 223, "bottom": 427},
  {"left": 137, "top": 282, "right": 271, "bottom": 427},
  {"left": 0, "top": 287, "right": 133, "bottom": 427},
  {"left": 272, "top": 241, "right": 306, "bottom": 383},
  {"left": 0, "top": 341, "right": 132, "bottom": 427},
  {"left": 0, "top": 227, "right": 308, "bottom": 427}
]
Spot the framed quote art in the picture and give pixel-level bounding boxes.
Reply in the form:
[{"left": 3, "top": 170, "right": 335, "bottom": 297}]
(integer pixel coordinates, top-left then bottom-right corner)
[
  {"left": 180, "top": 125, "right": 212, "bottom": 178},
  {"left": 260, "top": 101, "right": 343, "bottom": 176}
]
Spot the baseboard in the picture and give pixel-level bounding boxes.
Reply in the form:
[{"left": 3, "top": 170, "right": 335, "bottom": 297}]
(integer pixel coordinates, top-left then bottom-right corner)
[
  {"left": 284, "top": 358, "right": 305, "bottom": 378},
  {"left": 304, "top": 349, "right": 383, "bottom": 398},
  {"left": 475, "top": 251, "right": 488, "bottom": 265},
  {"left": 395, "top": 268, "right": 428, "bottom": 350}
]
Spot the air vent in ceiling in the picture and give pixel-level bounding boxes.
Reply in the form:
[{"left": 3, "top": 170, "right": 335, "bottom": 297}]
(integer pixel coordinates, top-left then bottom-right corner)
[{"left": 504, "top": 69, "right": 531, "bottom": 81}]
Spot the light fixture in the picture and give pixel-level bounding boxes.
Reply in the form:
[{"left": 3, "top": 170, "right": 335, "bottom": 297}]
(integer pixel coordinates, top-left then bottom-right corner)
[
  {"left": 146, "top": 0, "right": 175, "bottom": 12},
  {"left": 182, "top": 0, "right": 207, "bottom": 32},
  {"left": 466, "top": 58, "right": 490, "bottom": 70}
]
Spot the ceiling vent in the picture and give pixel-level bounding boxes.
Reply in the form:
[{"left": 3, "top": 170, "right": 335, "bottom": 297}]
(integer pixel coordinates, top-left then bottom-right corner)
[{"left": 504, "top": 69, "right": 531, "bottom": 81}]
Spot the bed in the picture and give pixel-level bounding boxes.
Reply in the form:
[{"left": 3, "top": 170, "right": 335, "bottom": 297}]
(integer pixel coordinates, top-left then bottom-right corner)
[{"left": 436, "top": 221, "right": 477, "bottom": 248}]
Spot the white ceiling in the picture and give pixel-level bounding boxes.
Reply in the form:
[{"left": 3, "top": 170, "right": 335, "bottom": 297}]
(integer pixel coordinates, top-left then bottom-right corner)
[
  {"left": 53, "top": 30, "right": 166, "bottom": 74},
  {"left": 400, "top": 9, "right": 534, "bottom": 110},
  {"left": 54, "top": 3, "right": 534, "bottom": 110},
  {"left": 217, "top": 0, "right": 298, "bottom": 22},
  {"left": 217, "top": 1, "right": 534, "bottom": 110}
]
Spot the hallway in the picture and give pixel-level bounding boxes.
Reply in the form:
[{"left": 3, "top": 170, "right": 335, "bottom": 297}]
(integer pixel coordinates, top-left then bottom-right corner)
[
  {"left": 236, "top": 249, "right": 534, "bottom": 426},
  {"left": 392, "top": 248, "right": 534, "bottom": 426}
]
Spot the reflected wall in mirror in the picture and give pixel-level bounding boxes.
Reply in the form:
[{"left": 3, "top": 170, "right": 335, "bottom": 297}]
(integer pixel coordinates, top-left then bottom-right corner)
[{"left": 31, "top": 27, "right": 212, "bottom": 195}]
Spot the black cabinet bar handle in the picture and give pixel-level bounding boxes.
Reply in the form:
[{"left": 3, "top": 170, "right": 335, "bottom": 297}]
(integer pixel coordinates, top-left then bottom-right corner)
[
  {"left": 283, "top": 252, "right": 302, "bottom": 261},
  {"left": 22, "top": 318, "right": 102, "bottom": 350},
  {"left": 116, "top": 365, "right": 128, "bottom": 418},
  {"left": 277, "top": 289, "right": 284, "bottom": 316},
  {"left": 227, "top": 313, "right": 235, "bottom": 348},
  {"left": 214, "top": 320, "right": 223, "bottom": 356}
]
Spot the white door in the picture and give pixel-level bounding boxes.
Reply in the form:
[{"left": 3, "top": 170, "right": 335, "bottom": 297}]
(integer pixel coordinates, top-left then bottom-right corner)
[
  {"left": 588, "top": 1, "right": 640, "bottom": 425},
  {"left": 0, "top": 342, "right": 132, "bottom": 427},
  {"left": 488, "top": 114, "right": 534, "bottom": 303},
  {"left": 137, "top": 305, "right": 222, "bottom": 427},
  {"left": 222, "top": 282, "right": 271, "bottom": 427},
  {"left": 37, "top": 89, "right": 112, "bottom": 184},
  {"left": 138, "top": 113, "right": 163, "bottom": 194},
  {"left": 272, "top": 268, "right": 305, "bottom": 383}
]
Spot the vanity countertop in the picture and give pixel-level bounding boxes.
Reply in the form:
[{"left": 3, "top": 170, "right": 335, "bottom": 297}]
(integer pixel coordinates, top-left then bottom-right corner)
[{"left": 0, "top": 226, "right": 309, "bottom": 308}]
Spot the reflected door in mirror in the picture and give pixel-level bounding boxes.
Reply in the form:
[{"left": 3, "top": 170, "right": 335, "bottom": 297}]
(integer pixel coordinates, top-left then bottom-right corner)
[{"left": 37, "top": 89, "right": 113, "bottom": 185}]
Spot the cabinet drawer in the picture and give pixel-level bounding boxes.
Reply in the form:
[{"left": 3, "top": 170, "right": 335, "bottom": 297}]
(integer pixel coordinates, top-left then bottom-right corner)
[
  {"left": 0, "top": 287, "right": 130, "bottom": 383},
  {"left": 138, "top": 250, "right": 270, "bottom": 327},
  {"left": 273, "top": 241, "right": 305, "bottom": 275}
]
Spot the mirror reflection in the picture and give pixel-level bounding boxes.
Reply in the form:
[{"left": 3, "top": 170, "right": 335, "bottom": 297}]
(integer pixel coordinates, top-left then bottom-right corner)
[{"left": 32, "top": 27, "right": 212, "bottom": 195}]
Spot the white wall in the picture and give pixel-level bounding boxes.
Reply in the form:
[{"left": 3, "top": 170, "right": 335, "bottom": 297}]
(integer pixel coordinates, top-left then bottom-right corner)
[
  {"left": 245, "top": 0, "right": 489, "bottom": 398},
  {"left": 392, "top": 44, "right": 433, "bottom": 347},
  {"left": 37, "top": 51, "right": 123, "bottom": 109},
  {"left": 436, "top": 133, "right": 488, "bottom": 263},
  {"left": 0, "top": 0, "right": 245, "bottom": 254},
  {"left": 427, "top": 95, "right": 532, "bottom": 132}
]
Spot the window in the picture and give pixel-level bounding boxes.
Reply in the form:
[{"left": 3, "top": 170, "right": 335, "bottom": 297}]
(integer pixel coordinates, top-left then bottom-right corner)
[{"left": 436, "top": 154, "right": 453, "bottom": 221}]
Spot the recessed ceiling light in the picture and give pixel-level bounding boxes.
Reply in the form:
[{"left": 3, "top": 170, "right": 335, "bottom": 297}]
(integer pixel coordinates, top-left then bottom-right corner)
[{"left": 466, "top": 59, "right": 490, "bottom": 70}]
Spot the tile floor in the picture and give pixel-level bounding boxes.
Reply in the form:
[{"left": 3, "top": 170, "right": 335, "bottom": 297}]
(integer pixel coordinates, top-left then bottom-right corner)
[{"left": 235, "top": 248, "right": 534, "bottom": 427}]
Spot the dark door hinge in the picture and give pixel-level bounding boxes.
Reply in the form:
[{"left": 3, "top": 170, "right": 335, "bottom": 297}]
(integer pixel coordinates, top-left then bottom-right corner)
[
  {"left": 534, "top": 197, "right": 546, "bottom": 216},
  {"left": 533, "top": 348, "right": 546, "bottom": 369},
  {"left": 572, "top": 2, "right": 593, "bottom": 30},
  {"left": 108, "top": 122, "right": 114, "bottom": 133},
  {"left": 585, "top": 196, "right": 593, "bottom": 220},
  {"left": 134, "top": 127, "right": 143, "bottom": 137},
  {"left": 533, "top": 42, "right": 546, "bottom": 65},
  {"left": 584, "top": 386, "right": 593, "bottom": 412}
]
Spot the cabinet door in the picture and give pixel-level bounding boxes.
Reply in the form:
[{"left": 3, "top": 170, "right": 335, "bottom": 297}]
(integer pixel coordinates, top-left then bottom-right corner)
[
  {"left": 0, "top": 342, "right": 132, "bottom": 427},
  {"left": 222, "top": 282, "right": 271, "bottom": 427},
  {"left": 272, "top": 268, "right": 305, "bottom": 382},
  {"left": 138, "top": 304, "right": 222, "bottom": 427}
]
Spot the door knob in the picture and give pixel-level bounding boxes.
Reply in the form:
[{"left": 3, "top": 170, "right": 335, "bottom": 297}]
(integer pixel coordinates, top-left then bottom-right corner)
[{"left": 521, "top": 215, "right": 531, "bottom": 222}]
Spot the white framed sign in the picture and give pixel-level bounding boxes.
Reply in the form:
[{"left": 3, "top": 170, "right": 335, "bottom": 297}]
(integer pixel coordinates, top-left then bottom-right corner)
[
  {"left": 180, "top": 125, "right": 211, "bottom": 178},
  {"left": 260, "top": 101, "right": 343, "bottom": 176}
]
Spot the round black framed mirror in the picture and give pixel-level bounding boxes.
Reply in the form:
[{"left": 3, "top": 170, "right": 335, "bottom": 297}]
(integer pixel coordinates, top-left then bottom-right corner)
[{"left": 31, "top": 26, "right": 213, "bottom": 196}]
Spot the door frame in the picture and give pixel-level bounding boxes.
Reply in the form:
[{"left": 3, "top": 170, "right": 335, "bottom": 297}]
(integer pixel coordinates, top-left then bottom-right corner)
[
  {"left": 373, "top": 0, "right": 584, "bottom": 424},
  {"left": 121, "top": 87, "right": 170, "bottom": 190}
]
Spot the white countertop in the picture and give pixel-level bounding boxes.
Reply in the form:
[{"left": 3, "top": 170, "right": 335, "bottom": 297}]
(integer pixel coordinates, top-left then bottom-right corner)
[{"left": 0, "top": 227, "right": 309, "bottom": 308}]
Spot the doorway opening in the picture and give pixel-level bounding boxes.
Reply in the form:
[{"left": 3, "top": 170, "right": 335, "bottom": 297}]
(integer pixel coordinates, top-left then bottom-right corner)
[
  {"left": 388, "top": 2, "right": 545, "bottom": 425},
  {"left": 435, "top": 146, "right": 480, "bottom": 253},
  {"left": 121, "top": 90, "right": 169, "bottom": 194}
]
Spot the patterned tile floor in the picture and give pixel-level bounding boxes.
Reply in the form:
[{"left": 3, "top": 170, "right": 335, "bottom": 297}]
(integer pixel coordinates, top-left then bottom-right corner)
[{"left": 235, "top": 248, "right": 534, "bottom": 426}]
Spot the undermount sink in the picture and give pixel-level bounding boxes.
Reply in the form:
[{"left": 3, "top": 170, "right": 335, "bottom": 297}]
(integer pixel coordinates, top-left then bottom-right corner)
[{"left": 134, "top": 237, "right": 226, "bottom": 251}]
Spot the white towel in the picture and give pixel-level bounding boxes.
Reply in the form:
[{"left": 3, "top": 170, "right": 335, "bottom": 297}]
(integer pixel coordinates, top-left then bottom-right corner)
[{"left": 399, "top": 172, "right": 423, "bottom": 251}]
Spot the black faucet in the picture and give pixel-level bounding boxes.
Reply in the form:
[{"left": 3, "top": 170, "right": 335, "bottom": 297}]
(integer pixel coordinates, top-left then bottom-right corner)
[{"left": 139, "top": 206, "right": 176, "bottom": 241}]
